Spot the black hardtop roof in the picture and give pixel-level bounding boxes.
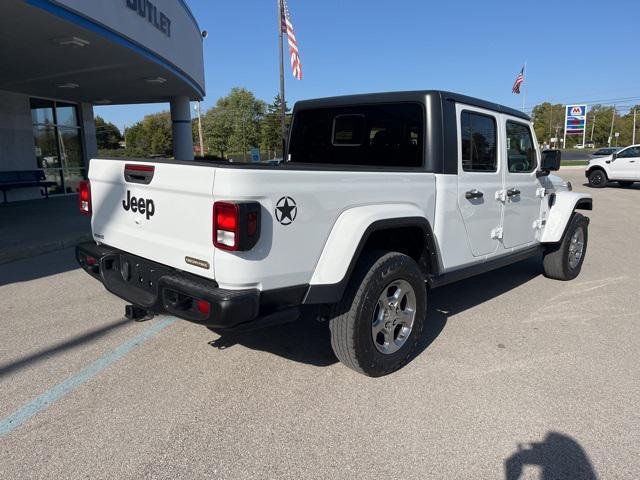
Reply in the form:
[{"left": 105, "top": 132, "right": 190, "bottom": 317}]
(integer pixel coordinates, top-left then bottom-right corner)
[{"left": 294, "top": 90, "right": 530, "bottom": 121}]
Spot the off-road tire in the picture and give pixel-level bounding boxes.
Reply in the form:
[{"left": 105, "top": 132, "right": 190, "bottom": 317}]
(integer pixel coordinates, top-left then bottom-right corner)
[
  {"left": 328, "top": 250, "right": 426, "bottom": 377},
  {"left": 618, "top": 181, "right": 634, "bottom": 187},
  {"left": 543, "top": 213, "right": 589, "bottom": 281},
  {"left": 587, "top": 169, "right": 607, "bottom": 188}
]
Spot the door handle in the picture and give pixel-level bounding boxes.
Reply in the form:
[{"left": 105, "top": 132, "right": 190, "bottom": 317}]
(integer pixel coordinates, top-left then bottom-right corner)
[
  {"left": 630, "top": 160, "right": 636, "bottom": 163},
  {"left": 507, "top": 188, "right": 521, "bottom": 197},
  {"left": 465, "top": 189, "right": 484, "bottom": 200}
]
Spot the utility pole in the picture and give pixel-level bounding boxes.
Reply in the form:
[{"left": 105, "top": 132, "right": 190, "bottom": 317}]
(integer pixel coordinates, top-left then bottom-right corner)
[
  {"left": 608, "top": 106, "right": 616, "bottom": 147},
  {"left": 590, "top": 112, "right": 596, "bottom": 142},
  {"left": 633, "top": 108, "right": 637, "bottom": 145},
  {"left": 195, "top": 101, "right": 204, "bottom": 158},
  {"left": 277, "top": 0, "right": 286, "bottom": 156}
]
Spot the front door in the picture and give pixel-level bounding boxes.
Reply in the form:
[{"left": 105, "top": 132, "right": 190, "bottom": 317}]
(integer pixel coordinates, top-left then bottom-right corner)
[
  {"left": 502, "top": 117, "right": 542, "bottom": 248},
  {"left": 456, "top": 105, "right": 503, "bottom": 257},
  {"left": 610, "top": 146, "right": 640, "bottom": 180}
]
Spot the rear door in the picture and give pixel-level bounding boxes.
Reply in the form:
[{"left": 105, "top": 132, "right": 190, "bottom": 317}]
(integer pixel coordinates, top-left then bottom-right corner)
[
  {"left": 456, "top": 104, "right": 503, "bottom": 257},
  {"left": 89, "top": 159, "right": 217, "bottom": 280},
  {"left": 609, "top": 146, "right": 640, "bottom": 179},
  {"left": 501, "top": 117, "right": 542, "bottom": 248}
]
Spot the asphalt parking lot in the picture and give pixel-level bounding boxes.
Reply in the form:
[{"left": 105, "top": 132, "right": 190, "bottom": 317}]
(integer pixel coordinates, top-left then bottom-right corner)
[{"left": 1, "top": 170, "right": 638, "bottom": 479}]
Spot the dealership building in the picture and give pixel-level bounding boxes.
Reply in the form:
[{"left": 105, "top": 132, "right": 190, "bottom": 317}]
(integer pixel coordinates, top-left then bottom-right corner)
[{"left": 0, "top": 0, "right": 205, "bottom": 202}]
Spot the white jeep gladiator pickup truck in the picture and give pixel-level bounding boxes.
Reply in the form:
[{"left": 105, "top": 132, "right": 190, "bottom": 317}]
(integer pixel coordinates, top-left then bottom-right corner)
[{"left": 76, "top": 91, "right": 592, "bottom": 376}]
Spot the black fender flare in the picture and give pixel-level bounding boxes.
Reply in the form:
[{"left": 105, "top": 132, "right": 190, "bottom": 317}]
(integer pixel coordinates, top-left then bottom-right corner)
[{"left": 303, "top": 217, "right": 440, "bottom": 304}]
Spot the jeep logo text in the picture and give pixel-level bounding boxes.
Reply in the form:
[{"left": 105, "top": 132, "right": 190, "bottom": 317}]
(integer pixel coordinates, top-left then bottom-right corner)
[{"left": 122, "top": 190, "right": 155, "bottom": 220}]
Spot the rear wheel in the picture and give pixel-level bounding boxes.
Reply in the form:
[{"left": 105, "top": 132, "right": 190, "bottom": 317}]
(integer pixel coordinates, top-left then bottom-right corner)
[
  {"left": 328, "top": 251, "right": 426, "bottom": 377},
  {"left": 543, "top": 213, "right": 589, "bottom": 281},
  {"left": 587, "top": 169, "right": 607, "bottom": 188},
  {"left": 618, "top": 181, "right": 634, "bottom": 187}
]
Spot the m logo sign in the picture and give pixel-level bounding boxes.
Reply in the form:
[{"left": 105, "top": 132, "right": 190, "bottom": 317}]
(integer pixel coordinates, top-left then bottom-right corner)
[{"left": 571, "top": 106, "right": 584, "bottom": 116}]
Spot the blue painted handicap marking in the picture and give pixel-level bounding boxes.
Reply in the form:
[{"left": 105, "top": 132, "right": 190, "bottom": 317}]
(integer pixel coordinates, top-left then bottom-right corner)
[{"left": 0, "top": 316, "right": 176, "bottom": 438}]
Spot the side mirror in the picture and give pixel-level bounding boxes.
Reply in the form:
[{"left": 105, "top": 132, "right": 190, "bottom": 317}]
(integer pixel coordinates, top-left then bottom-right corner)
[
  {"left": 611, "top": 152, "right": 618, "bottom": 160},
  {"left": 538, "top": 150, "right": 561, "bottom": 176}
]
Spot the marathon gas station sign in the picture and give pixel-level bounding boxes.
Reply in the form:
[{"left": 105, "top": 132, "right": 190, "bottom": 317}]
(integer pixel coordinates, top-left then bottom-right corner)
[
  {"left": 565, "top": 105, "right": 587, "bottom": 135},
  {"left": 563, "top": 104, "right": 587, "bottom": 146}
]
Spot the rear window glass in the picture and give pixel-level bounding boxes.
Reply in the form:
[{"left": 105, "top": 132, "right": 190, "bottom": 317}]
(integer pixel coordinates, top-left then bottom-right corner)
[
  {"left": 288, "top": 103, "right": 424, "bottom": 167},
  {"left": 332, "top": 115, "right": 366, "bottom": 146}
]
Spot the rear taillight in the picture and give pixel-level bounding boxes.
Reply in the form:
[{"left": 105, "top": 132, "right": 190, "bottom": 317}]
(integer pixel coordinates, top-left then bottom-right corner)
[
  {"left": 213, "top": 201, "right": 261, "bottom": 251},
  {"left": 79, "top": 180, "right": 91, "bottom": 216}
]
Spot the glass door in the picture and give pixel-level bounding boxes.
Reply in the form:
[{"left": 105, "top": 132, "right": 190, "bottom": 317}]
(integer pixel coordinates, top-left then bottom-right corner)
[{"left": 31, "top": 99, "right": 85, "bottom": 195}]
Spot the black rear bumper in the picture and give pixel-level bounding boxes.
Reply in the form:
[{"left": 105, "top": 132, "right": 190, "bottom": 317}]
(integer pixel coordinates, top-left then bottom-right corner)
[{"left": 76, "top": 242, "right": 260, "bottom": 329}]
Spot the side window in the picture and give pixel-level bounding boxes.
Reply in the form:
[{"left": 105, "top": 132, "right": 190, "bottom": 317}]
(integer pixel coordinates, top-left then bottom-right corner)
[
  {"left": 506, "top": 121, "right": 537, "bottom": 173},
  {"left": 618, "top": 147, "right": 640, "bottom": 158},
  {"left": 461, "top": 111, "right": 497, "bottom": 172}
]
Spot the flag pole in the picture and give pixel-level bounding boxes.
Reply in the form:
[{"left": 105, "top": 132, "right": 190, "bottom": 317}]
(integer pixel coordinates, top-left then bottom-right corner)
[
  {"left": 277, "top": 0, "right": 286, "bottom": 157},
  {"left": 522, "top": 61, "right": 527, "bottom": 112}
]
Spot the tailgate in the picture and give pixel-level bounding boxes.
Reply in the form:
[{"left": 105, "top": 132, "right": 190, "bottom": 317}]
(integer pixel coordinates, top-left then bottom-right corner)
[{"left": 89, "top": 159, "right": 216, "bottom": 280}]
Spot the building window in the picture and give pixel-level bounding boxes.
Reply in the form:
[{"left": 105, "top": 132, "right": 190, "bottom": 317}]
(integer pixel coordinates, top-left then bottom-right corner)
[
  {"left": 461, "top": 111, "right": 498, "bottom": 172},
  {"left": 31, "top": 98, "right": 85, "bottom": 195}
]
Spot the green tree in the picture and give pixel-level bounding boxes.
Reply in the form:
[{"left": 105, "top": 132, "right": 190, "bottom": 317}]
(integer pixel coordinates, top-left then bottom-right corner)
[
  {"left": 585, "top": 105, "right": 618, "bottom": 147},
  {"left": 95, "top": 116, "right": 123, "bottom": 150},
  {"left": 202, "top": 88, "right": 266, "bottom": 161},
  {"left": 202, "top": 107, "right": 233, "bottom": 158},
  {"left": 615, "top": 105, "right": 640, "bottom": 147},
  {"left": 125, "top": 111, "right": 173, "bottom": 157},
  {"left": 260, "top": 94, "right": 291, "bottom": 159},
  {"left": 531, "top": 103, "right": 565, "bottom": 146}
]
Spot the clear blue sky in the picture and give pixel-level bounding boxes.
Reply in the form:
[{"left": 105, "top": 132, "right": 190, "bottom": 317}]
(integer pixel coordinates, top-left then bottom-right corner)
[{"left": 97, "top": 0, "right": 640, "bottom": 131}]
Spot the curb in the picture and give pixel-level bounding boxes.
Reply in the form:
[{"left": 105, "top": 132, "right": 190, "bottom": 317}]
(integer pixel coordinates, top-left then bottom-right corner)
[{"left": 0, "top": 233, "right": 93, "bottom": 265}]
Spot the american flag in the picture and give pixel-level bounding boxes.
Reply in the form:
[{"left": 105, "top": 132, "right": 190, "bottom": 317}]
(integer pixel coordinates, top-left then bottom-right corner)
[
  {"left": 281, "top": 0, "right": 302, "bottom": 80},
  {"left": 512, "top": 66, "right": 525, "bottom": 94}
]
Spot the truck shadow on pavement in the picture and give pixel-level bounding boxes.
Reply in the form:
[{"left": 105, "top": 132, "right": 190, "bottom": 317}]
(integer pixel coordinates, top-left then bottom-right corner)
[
  {"left": 0, "top": 317, "right": 131, "bottom": 378},
  {"left": 505, "top": 431, "right": 598, "bottom": 479},
  {"left": 581, "top": 182, "right": 640, "bottom": 190},
  {"left": 208, "top": 256, "right": 543, "bottom": 369},
  {"left": 0, "top": 248, "right": 79, "bottom": 287}
]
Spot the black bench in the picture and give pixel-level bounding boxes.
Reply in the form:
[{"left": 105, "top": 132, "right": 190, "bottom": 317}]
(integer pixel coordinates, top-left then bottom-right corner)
[{"left": 0, "top": 170, "right": 57, "bottom": 203}]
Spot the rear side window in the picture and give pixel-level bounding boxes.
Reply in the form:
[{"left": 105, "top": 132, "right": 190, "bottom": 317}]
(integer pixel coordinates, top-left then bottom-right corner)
[
  {"left": 288, "top": 103, "right": 423, "bottom": 167},
  {"left": 506, "top": 121, "right": 537, "bottom": 172},
  {"left": 460, "top": 111, "right": 497, "bottom": 172}
]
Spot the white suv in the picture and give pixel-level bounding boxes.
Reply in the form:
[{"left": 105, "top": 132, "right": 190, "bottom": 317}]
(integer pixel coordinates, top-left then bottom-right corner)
[{"left": 586, "top": 144, "right": 640, "bottom": 187}]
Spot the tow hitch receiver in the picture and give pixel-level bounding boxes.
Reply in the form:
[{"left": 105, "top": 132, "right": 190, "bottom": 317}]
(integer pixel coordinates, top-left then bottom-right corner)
[{"left": 125, "top": 304, "right": 154, "bottom": 322}]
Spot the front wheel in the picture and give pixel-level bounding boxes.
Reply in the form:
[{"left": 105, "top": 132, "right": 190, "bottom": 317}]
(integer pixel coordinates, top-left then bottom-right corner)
[
  {"left": 543, "top": 213, "right": 589, "bottom": 281},
  {"left": 328, "top": 251, "right": 426, "bottom": 377},
  {"left": 587, "top": 169, "right": 607, "bottom": 188}
]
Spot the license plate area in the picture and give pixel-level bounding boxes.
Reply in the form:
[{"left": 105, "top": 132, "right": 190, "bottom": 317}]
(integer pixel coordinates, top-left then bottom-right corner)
[{"left": 118, "top": 254, "right": 172, "bottom": 295}]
